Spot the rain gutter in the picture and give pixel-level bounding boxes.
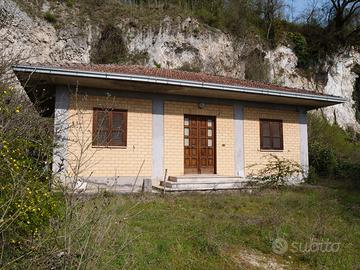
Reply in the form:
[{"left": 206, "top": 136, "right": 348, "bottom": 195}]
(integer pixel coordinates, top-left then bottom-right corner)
[{"left": 12, "top": 65, "right": 346, "bottom": 104}]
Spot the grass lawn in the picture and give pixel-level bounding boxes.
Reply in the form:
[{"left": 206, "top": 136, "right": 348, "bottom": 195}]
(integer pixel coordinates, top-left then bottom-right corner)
[{"left": 83, "top": 186, "right": 360, "bottom": 269}]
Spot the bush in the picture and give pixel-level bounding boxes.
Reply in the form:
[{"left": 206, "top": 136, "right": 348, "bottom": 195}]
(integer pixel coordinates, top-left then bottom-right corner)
[
  {"left": 309, "top": 141, "right": 337, "bottom": 177},
  {"left": 248, "top": 154, "right": 303, "bottom": 188},
  {"left": 91, "top": 24, "right": 127, "bottom": 64},
  {"left": 0, "top": 86, "right": 59, "bottom": 266},
  {"left": 0, "top": 137, "right": 58, "bottom": 235},
  {"left": 287, "top": 32, "right": 310, "bottom": 69},
  {"left": 308, "top": 114, "right": 358, "bottom": 159},
  {"left": 195, "top": 7, "right": 223, "bottom": 28},
  {"left": 308, "top": 114, "right": 360, "bottom": 188},
  {"left": 65, "top": 0, "right": 75, "bottom": 7},
  {"left": 223, "top": 0, "right": 259, "bottom": 38},
  {"left": 306, "top": 166, "right": 320, "bottom": 184},
  {"left": 335, "top": 160, "right": 360, "bottom": 188},
  {"left": 43, "top": 11, "right": 57, "bottom": 24}
]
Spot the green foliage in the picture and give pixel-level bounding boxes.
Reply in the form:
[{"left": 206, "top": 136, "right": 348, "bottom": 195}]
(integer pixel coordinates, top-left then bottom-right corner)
[
  {"left": 308, "top": 114, "right": 359, "bottom": 159},
  {"left": 153, "top": 60, "right": 161, "bottom": 68},
  {"left": 65, "top": 0, "right": 75, "bottom": 7},
  {"left": 245, "top": 49, "right": 270, "bottom": 82},
  {"left": 221, "top": 0, "right": 271, "bottom": 41},
  {"left": 306, "top": 166, "right": 320, "bottom": 184},
  {"left": 0, "top": 87, "right": 131, "bottom": 268},
  {"left": 287, "top": 32, "right": 310, "bottom": 69},
  {"left": 43, "top": 11, "right": 57, "bottom": 24},
  {"left": 335, "top": 160, "right": 360, "bottom": 189},
  {"left": 0, "top": 86, "right": 59, "bottom": 265},
  {"left": 308, "top": 114, "right": 360, "bottom": 187},
  {"left": 193, "top": 1, "right": 224, "bottom": 29},
  {"left": 91, "top": 24, "right": 127, "bottom": 64},
  {"left": 309, "top": 141, "right": 337, "bottom": 177},
  {"left": 0, "top": 136, "right": 57, "bottom": 230}
]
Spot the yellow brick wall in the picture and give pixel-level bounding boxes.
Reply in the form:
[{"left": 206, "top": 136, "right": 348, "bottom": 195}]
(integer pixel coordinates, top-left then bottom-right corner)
[
  {"left": 65, "top": 94, "right": 301, "bottom": 179},
  {"left": 243, "top": 107, "right": 301, "bottom": 176},
  {"left": 164, "top": 101, "right": 234, "bottom": 176},
  {"left": 66, "top": 94, "right": 152, "bottom": 177}
]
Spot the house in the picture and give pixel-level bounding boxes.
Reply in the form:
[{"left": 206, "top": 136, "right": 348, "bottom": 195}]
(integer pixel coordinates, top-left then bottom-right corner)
[{"left": 13, "top": 65, "right": 345, "bottom": 192}]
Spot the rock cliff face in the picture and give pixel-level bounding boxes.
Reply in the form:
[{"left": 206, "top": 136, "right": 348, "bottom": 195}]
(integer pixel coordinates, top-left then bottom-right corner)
[
  {"left": 122, "top": 16, "right": 265, "bottom": 79},
  {"left": 1, "top": 0, "right": 359, "bottom": 130},
  {"left": 266, "top": 46, "right": 360, "bottom": 131},
  {"left": 0, "top": 0, "right": 92, "bottom": 64}
]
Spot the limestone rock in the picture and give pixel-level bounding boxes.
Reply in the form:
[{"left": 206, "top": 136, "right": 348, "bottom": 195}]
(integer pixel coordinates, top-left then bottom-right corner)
[{"left": 1, "top": 0, "right": 359, "bottom": 131}]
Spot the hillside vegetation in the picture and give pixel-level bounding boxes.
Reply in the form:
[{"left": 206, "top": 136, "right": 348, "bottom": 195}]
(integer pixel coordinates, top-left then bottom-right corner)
[{"left": 308, "top": 114, "right": 360, "bottom": 187}]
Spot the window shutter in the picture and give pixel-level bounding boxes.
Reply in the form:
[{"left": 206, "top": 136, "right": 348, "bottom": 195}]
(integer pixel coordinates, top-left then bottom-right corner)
[
  {"left": 260, "top": 119, "right": 283, "bottom": 150},
  {"left": 93, "top": 109, "right": 127, "bottom": 147},
  {"left": 110, "top": 111, "right": 127, "bottom": 146}
]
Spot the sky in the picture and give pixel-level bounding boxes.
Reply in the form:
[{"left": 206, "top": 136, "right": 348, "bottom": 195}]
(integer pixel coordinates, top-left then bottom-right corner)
[
  {"left": 286, "top": 0, "right": 305, "bottom": 18},
  {"left": 284, "top": 0, "right": 326, "bottom": 22}
]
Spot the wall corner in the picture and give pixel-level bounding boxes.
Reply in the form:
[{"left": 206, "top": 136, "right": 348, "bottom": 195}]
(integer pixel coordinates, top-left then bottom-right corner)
[
  {"left": 234, "top": 103, "right": 245, "bottom": 177},
  {"left": 299, "top": 109, "right": 309, "bottom": 179},
  {"left": 152, "top": 96, "right": 164, "bottom": 182},
  {"left": 52, "top": 86, "right": 69, "bottom": 180}
]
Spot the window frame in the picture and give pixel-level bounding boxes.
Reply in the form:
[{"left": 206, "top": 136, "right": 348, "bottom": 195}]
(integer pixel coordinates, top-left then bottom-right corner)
[
  {"left": 259, "top": 119, "right": 284, "bottom": 151},
  {"left": 92, "top": 108, "right": 128, "bottom": 147}
]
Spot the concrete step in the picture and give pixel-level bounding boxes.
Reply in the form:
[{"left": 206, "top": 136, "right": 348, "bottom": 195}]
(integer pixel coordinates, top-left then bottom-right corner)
[
  {"left": 159, "top": 175, "right": 251, "bottom": 191},
  {"left": 168, "top": 175, "right": 246, "bottom": 183},
  {"left": 161, "top": 181, "right": 248, "bottom": 189},
  {"left": 153, "top": 175, "right": 253, "bottom": 192},
  {"left": 154, "top": 182, "right": 252, "bottom": 192}
]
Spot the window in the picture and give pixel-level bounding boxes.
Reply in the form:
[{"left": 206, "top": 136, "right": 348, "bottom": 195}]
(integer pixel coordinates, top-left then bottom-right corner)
[
  {"left": 260, "top": 119, "right": 283, "bottom": 150},
  {"left": 93, "top": 108, "right": 127, "bottom": 147}
]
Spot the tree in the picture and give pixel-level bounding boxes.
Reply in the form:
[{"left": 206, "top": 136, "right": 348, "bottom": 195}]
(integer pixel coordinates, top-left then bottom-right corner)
[
  {"left": 300, "top": 0, "right": 324, "bottom": 25},
  {"left": 327, "top": 0, "right": 360, "bottom": 44},
  {"left": 257, "top": 0, "right": 287, "bottom": 46}
]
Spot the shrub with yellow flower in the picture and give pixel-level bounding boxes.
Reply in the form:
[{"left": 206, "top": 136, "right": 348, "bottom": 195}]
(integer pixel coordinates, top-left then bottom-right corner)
[{"left": 0, "top": 84, "right": 60, "bottom": 262}]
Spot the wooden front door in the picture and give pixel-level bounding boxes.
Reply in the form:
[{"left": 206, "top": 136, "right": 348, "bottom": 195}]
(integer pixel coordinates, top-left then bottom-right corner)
[{"left": 184, "top": 115, "right": 216, "bottom": 174}]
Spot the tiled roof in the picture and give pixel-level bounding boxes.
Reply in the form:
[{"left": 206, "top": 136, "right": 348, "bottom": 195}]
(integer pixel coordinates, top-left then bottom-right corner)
[{"left": 57, "top": 64, "right": 323, "bottom": 96}]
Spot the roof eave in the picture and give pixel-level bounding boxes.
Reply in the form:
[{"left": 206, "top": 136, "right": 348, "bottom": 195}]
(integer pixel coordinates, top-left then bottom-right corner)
[{"left": 12, "top": 65, "right": 346, "bottom": 108}]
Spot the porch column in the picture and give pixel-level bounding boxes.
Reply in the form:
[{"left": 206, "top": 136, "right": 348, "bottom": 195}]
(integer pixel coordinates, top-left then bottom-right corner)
[
  {"left": 299, "top": 109, "right": 309, "bottom": 177},
  {"left": 152, "top": 96, "right": 164, "bottom": 180},
  {"left": 234, "top": 103, "right": 245, "bottom": 177},
  {"left": 52, "top": 86, "right": 69, "bottom": 179}
]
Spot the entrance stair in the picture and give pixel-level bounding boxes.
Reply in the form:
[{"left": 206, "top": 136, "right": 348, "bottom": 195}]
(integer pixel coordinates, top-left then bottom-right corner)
[{"left": 153, "top": 175, "right": 251, "bottom": 192}]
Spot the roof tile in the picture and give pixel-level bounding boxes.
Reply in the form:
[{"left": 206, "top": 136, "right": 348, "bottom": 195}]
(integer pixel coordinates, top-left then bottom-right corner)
[{"left": 54, "top": 64, "right": 322, "bottom": 96}]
